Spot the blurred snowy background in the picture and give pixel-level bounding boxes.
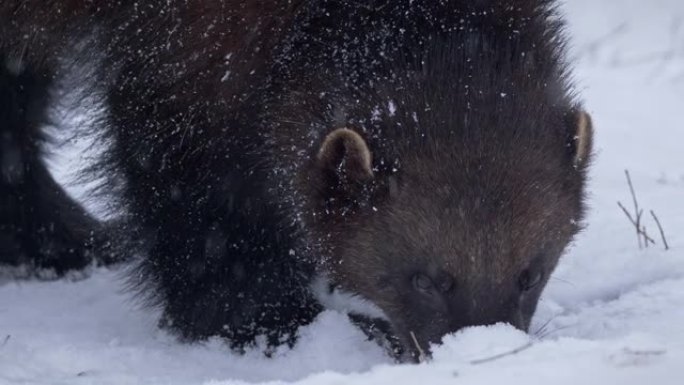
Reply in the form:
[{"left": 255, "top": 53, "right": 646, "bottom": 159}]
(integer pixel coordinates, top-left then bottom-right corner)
[{"left": 1, "top": 0, "right": 684, "bottom": 384}]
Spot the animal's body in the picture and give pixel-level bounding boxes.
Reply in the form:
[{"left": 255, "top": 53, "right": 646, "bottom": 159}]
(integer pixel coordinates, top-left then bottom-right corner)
[{"left": 0, "top": 0, "right": 593, "bottom": 360}]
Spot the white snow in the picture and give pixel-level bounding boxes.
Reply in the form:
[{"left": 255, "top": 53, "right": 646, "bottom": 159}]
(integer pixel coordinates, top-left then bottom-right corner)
[
  {"left": 387, "top": 100, "right": 397, "bottom": 117},
  {"left": 2, "top": 1, "right": 684, "bottom": 384}
]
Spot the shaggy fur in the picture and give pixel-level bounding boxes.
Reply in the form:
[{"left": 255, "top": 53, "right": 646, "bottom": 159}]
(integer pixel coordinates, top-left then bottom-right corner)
[
  {"left": 0, "top": 54, "right": 99, "bottom": 274},
  {"left": 0, "top": 0, "right": 593, "bottom": 360}
]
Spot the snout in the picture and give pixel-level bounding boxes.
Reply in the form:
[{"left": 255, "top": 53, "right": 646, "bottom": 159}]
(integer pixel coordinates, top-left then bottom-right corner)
[{"left": 394, "top": 308, "right": 528, "bottom": 363}]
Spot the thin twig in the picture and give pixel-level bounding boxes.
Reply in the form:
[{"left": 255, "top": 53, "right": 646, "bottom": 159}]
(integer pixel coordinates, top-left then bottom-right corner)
[
  {"left": 623, "top": 348, "right": 667, "bottom": 357},
  {"left": 409, "top": 331, "right": 428, "bottom": 363},
  {"left": 1, "top": 335, "right": 9, "bottom": 348},
  {"left": 537, "top": 324, "right": 574, "bottom": 340},
  {"left": 533, "top": 316, "right": 558, "bottom": 338},
  {"left": 617, "top": 201, "right": 656, "bottom": 244},
  {"left": 625, "top": 170, "right": 642, "bottom": 249},
  {"left": 470, "top": 342, "right": 534, "bottom": 365},
  {"left": 651, "top": 210, "right": 670, "bottom": 250},
  {"left": 576, "top": 23, "right": 628, "bottom": 62},
  {"left": 617, "top": 201, "right": 636, "bottom": 223},
  {"left": 550, "top": 276, "right": 576, "bottom": 287}
]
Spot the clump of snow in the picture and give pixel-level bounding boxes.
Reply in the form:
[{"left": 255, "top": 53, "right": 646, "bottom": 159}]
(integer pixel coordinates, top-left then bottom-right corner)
[
  {"left": 2, "top": 0, "right": 683, "bottom": 384},
  {"left": 387, "top": 100, "right": 397, "bottom": 117}
]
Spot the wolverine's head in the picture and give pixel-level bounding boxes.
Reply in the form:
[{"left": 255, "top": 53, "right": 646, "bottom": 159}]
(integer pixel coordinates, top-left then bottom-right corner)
[
  {"left": 275, "top": 6, "right": 593, "bottom": 360},
  {"left": 301, "top": 90, "right": 593, "bottom": 360}
]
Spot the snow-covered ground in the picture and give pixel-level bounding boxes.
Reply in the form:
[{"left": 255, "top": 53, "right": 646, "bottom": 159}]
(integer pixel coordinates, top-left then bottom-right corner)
[{"left": 2, "top": 1, "right": 683, "bottom": 384}]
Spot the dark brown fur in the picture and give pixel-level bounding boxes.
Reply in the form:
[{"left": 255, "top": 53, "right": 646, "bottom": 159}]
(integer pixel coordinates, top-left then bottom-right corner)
[
  {"left": 1, "top": 0, "right": 593, "bottom": 360},
  {"left": 270, "top": 1, "right": 593, "bottom": 358}
]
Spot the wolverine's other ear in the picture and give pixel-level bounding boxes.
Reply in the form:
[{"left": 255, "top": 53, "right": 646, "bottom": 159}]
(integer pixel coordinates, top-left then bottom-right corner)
[
  {"left": 317, "top": 128, "right": 374, "bottom": 182},
  {"left": 567, "top": 110, "right": 594, "bottom": 168}
]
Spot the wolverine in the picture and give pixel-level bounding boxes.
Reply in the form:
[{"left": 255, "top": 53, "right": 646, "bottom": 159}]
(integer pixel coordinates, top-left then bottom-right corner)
[{"left": 0, "top": 0, "right": 593, "bottom": 361}]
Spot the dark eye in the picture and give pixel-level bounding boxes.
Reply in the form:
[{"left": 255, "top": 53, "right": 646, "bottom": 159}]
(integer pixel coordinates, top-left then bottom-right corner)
[
  {"left": 412, "top": 273, "right": 433, "bottom": 293},
  {"left": 518, "top": 270, "right": 543, "bottom": 292}
]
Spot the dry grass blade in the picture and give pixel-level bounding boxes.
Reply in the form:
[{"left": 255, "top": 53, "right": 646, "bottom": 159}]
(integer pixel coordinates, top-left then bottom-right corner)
[
  {"left": 650, "top": 210, "right": 670, "bottom": 250},
  {"left": 625, "top": 170, "right": 643, "bottom": 248},
  {"left": 617, "top": 201, "right": 656, "bottom": 244},
  {"left": 409, "top": 331, "right": 428, "bottom": 363},
  {"left": 618, "top": 170, "right": 670, "bottom": 251},
  {"left": 537, "top": 324, "right": 575, "bottom": 340},
  {"left": 533, "top": 316, "right": 558, "bottom": 338},
  {"left": 470, "top": 342, "right": 534, "bottom": 365}
]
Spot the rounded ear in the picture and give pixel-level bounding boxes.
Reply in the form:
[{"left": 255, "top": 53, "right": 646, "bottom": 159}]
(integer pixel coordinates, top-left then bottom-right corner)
[
  {"left": 317, "top": 128, "right": 374, "bottom": 182},
  {"left": 567, "top": 110, "right": 594, "bottom": 168}
]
